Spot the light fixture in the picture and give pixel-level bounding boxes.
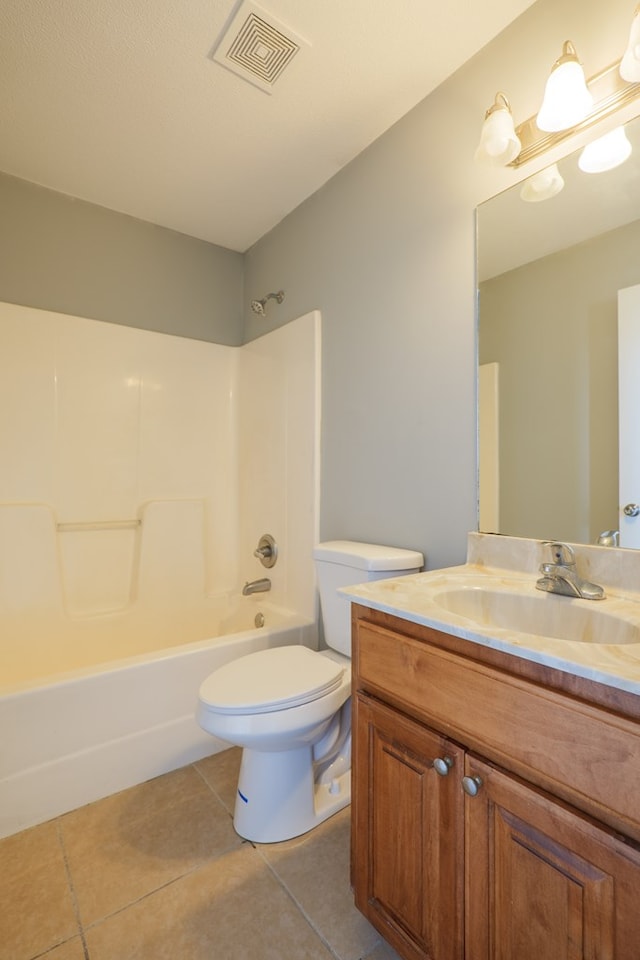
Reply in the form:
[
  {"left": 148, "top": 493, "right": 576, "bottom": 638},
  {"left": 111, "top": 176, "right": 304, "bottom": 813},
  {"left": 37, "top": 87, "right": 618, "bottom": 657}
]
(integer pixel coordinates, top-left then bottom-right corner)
[
  {"left": 536, "top": 41, "right": 594, "bottom": 132},
  {"left": 475, "top": 92, "right": 521, "bottom": 165},
  {"left": 578, "top": 125, "right": 632, "bottom": 172},
  {"left": 520, "top": 164, "right": 565, "bottom": 202},
  {"left": 475, "top": 10, "right": 640, "bottom": 168},
  {"left": 620, "top": 5, "right": 640, "bottom": 81}
]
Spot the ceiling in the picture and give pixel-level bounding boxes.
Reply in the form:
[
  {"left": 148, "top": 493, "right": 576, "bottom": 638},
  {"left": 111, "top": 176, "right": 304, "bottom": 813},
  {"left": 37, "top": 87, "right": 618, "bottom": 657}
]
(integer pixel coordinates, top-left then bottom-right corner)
[{"left": 0, "top": 0, "right": 536, "bottom": 253}]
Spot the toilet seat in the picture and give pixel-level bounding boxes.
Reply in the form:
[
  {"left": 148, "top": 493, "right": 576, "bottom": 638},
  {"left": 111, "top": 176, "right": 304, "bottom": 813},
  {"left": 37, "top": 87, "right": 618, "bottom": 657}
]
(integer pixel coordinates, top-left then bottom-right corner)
[{"left": 199, "top": 646, "right": 345, "bottom": 716}]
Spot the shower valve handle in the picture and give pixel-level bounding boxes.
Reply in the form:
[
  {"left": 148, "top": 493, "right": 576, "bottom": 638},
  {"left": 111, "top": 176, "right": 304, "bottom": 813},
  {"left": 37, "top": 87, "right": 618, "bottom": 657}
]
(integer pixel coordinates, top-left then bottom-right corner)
[{"left": 254, "top": 534, "right": 278, "bottom": 568}]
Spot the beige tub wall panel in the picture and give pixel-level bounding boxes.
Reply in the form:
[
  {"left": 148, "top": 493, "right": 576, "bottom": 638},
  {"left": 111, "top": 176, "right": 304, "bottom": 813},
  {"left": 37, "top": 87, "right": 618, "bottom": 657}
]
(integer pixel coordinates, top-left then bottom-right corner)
[
  {"left": 57, "top": 527, "right": 137, "bottom": 617},
  {"left": 0, "top": 503, "right": 65, "bottom": 684},
  {"left": 0, "top": 499, "right": 233, "bottom": 689},
  {"left": 237, "top": 312, "right": 321, "bottom": 624},
  {"left": 134, "top": 499, "right": 216, "bottom": 618},
  {"left": 53, "top": 312, "right": 140, "bottom": 526},
  {"left": 0, "top": 306, "right": 57, "bottom": 504},
  {"left": 136, "top": 330, "right": 239, "bottom": 597}
]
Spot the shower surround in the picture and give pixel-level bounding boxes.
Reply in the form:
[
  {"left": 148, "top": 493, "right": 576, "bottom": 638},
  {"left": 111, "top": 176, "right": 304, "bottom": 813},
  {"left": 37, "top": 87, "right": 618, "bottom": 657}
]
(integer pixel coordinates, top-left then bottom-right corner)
[{"left": 0, "top": 302, "right": 320, "bottom": 837}]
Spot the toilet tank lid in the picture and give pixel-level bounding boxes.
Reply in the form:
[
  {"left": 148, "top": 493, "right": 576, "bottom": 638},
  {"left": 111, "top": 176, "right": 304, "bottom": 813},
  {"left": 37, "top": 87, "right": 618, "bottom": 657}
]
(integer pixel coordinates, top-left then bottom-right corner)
[{"left": 313, "top": 540, "right": 424, "bottom": 571}]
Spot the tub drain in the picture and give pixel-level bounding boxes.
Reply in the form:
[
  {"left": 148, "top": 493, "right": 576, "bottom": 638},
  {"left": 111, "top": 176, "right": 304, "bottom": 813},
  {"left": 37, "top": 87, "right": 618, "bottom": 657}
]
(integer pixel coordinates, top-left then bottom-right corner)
[{"left": 254, "top": 612, "right": 265, "bottom": 628}]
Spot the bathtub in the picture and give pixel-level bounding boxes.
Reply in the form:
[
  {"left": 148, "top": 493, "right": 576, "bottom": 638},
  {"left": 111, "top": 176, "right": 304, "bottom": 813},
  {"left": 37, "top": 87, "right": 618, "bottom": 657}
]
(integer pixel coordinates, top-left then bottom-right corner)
[{"left": 0, "top": 602, "right": 317, "bottom": 839}]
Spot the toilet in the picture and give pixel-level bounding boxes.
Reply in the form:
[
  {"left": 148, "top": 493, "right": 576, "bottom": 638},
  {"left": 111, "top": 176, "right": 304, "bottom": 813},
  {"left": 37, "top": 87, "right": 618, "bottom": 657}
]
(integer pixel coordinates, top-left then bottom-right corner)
[{"left": 196, "top": 540, "right": 423, "bottom": 842}]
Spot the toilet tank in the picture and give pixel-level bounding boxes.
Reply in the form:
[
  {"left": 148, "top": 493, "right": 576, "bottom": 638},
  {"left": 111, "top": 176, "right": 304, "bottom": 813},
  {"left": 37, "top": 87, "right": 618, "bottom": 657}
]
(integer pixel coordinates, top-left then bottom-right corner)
[{"left": 313, "top": 540, "right": 424, "bottom": 657}]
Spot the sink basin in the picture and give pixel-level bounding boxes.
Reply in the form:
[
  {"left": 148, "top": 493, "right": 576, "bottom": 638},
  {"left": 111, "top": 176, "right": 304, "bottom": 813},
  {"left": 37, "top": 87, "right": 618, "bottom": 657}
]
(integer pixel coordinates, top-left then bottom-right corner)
[{"left": 433, "top": 587, "right": 640, "bottom": 645}]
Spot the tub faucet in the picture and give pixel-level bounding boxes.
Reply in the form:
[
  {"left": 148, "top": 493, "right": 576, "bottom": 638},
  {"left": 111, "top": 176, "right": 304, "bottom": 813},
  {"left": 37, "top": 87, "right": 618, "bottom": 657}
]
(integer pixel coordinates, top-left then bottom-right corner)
[
  {"left": 535, "top": 542, "right": 605, "bottom": 600},
  {"left": 242, "top": 577, "right": 271, "bottom": 596}
]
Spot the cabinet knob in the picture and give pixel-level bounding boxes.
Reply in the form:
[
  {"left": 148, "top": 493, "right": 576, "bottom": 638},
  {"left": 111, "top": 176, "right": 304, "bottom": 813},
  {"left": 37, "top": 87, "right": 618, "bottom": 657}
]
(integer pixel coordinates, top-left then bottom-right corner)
[
  {"left": 461, "top": 775, "right": 483, "bottom": 797},
  {"left": 433, "top": 756, "right": 454, "bottom": 777},
  {"left": 623, "top": 503, "right": 640, "bottom": 517}
]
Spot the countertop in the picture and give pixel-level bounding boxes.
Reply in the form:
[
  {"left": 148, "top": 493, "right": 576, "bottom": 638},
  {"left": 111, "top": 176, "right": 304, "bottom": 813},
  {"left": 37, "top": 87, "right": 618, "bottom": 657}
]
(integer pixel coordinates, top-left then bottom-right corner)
[{"left": 342, "top": 560, "right": 640, "bottom": 697}]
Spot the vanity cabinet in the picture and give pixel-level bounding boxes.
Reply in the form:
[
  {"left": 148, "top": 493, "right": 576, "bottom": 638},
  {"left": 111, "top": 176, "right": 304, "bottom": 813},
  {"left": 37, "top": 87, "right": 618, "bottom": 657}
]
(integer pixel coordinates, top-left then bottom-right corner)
[
  {"left": 351, "top": 605, "right": 640, "bottom": 960},
  {"left": 353, "top": 693, "right": 465, "bottom": 960}
]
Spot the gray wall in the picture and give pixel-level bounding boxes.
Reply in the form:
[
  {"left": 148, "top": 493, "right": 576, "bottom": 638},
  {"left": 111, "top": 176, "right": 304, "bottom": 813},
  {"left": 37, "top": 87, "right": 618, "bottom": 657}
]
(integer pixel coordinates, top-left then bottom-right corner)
[
  {"left": 0, "top": 172, "right": 244, "bottom": 345},
  {"left": 481, "top": 218, "right": 640, "bottom": 545},
  {"left": 0, "top": 0, "right": 634, "bottom": 571},
  {"left": 242, "top": 0, "right": 634, "bottom": 570},
  {"left": 244, "top": 119, "right": 478, "bottom": 569}
]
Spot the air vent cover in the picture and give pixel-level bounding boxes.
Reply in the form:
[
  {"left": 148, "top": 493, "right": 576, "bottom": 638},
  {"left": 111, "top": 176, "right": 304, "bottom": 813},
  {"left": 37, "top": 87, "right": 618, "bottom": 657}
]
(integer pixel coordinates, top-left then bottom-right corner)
[{"left": 211, "top": 1, "right": 308, "bottom": 94}]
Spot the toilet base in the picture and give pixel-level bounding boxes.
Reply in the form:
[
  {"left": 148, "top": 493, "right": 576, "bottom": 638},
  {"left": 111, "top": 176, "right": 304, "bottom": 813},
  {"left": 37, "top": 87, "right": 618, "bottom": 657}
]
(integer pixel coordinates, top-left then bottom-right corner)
[{"left": 232, "top": 745, "right": 351, "bottom": 843}]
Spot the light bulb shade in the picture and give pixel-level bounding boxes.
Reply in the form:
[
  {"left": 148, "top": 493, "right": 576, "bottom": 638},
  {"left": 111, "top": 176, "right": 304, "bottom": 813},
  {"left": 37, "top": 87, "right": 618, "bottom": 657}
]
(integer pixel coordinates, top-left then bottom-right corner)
[
  {"left": 520, "top": 164, "right": 565, "bottom": 202},
  {"left": 536, "top": 42, "right": 593, "bottom": 132},
  {"left": 620, "top": 9, "right": 640, "bottom": 81},
  {"left": 578, "top": 126, "right": 632, "bottom": 172},
  {"left": 475, "top": 94, "right": 521, "bottom": 165}
]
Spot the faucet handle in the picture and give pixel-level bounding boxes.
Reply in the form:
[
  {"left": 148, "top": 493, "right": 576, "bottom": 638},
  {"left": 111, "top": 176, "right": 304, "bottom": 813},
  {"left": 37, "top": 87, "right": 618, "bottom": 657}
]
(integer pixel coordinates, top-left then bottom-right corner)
[
  {"left": 253, "top": 534, "right": 278, "bottom": 568},
  {"left": 544, "top": 541, "right": 575, "bottom": 565}
]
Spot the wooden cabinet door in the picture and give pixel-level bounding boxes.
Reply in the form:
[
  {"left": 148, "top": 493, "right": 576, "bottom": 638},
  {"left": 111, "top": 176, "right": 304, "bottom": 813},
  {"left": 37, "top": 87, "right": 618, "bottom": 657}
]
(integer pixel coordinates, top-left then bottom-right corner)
[
  {"left": 353, "top": 693, "right": 465, "bottom": 960},
  {"left": 465, "top": 754, "right": 640, "bottom": 960}
]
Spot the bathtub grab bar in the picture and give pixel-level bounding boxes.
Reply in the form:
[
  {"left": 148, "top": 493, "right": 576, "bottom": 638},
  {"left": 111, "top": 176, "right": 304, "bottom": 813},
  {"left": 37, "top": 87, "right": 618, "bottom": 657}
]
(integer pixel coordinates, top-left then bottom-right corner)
[{"left": 56, "top": 519, "right": 141, "bottom": 532}]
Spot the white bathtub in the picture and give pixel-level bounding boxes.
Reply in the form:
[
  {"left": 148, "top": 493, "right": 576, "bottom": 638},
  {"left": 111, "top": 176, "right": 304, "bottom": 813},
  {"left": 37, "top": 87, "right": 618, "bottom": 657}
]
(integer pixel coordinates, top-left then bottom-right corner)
[{"left": 0, "top": 603, "right": 317, "bottom": 839}]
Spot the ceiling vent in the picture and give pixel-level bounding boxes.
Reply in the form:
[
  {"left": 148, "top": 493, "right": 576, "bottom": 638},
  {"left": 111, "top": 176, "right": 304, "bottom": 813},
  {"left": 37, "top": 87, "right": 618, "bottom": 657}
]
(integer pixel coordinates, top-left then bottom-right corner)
[{"left": 210, "top": 1, "right": 308, "bottom": 94}]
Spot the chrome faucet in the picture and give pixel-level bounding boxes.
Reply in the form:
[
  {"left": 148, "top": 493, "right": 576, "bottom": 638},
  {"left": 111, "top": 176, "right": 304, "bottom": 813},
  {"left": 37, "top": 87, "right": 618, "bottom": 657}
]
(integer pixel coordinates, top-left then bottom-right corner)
[
  {"left": 242, "top": 577, "right": 271, "bottom": 596},
  {"left": 597, "top": 529, "right": 619, "bottom": 547},
  {"left": 536, "top": 542, "right": 605, "bottom": 600}
]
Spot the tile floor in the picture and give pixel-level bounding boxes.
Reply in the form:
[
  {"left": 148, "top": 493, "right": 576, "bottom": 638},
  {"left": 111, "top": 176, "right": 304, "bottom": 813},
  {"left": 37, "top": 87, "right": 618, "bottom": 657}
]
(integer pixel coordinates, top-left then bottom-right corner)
[{"left": 1, "top": 748, "right": 402, "bottom": 960}]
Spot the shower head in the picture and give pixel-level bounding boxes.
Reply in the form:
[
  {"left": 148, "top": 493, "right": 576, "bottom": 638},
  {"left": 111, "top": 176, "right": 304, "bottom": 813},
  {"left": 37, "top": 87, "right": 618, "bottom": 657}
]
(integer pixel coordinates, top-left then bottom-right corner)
[{"left": 250, "top": 290, "right": 285, "bottom": 316}]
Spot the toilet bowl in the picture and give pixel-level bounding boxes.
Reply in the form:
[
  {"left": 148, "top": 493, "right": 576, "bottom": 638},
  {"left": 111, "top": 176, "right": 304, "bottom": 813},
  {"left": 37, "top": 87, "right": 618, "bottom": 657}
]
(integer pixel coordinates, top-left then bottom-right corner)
[
  {"left": 198, "top": 645, "right": 352, "bottom": 843},
  {"left": 197, "top": 540, "right": 423, "bottom": 843}
]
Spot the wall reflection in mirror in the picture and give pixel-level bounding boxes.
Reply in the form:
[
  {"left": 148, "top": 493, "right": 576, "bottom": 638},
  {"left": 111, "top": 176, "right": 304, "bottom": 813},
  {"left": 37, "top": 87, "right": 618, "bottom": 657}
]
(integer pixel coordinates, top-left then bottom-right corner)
[{"left": 477, "top": 111, "right": 640, "bottom": 549}]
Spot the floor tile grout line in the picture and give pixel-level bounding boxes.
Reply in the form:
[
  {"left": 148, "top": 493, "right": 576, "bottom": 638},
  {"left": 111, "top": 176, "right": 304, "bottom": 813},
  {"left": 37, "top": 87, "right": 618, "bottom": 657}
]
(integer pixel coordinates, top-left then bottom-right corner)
[
  {"left": 76, "top": 857, "right": 229, "bottom": 935},
  {"left": 192, "top": 756, "right": 383, "bottom": 958},
  {"left": 56, "top": 772, "right": 242, "bottom": 942},
  {"left": 15, "top": 817, "right": 388, "bottom": 960},
  {"left": 255, "top": 845, "right": 345, "bottom": 960},
  {"left": 55, "top": 819, "right": 91, "bottom": 960},
  {"left": 191, "top": 758, "right": 236, "bottom": 818},
  {"left": 10, "top": 754, "right": 388, "bottom": 960}
]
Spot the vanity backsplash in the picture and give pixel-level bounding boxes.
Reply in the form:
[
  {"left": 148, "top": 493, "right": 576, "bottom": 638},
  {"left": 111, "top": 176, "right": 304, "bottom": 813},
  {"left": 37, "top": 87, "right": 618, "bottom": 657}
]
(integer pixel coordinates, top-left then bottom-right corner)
[{"left": 468, "top": 532, "right": 640, "bottom": 598}]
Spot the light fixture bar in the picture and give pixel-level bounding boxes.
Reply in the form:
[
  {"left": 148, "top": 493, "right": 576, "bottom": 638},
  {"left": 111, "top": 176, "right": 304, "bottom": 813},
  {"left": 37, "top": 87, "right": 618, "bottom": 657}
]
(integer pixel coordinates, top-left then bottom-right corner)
[{"left": 510, "top": 59, "right": 640, "bottom": 166}]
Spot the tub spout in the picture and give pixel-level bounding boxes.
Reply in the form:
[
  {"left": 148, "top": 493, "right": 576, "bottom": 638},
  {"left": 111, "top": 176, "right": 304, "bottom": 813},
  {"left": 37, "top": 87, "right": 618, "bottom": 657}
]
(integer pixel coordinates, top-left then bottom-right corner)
[{"left": 242, "top": 577, "right": 271, "bottom": 596}]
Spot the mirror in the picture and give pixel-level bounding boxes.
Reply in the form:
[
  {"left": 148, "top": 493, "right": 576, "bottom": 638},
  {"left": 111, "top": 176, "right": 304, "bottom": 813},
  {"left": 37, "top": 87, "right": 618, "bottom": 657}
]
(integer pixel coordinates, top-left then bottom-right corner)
[{"left": 477, "top": 111, "right": 640, "bottom": 547}]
